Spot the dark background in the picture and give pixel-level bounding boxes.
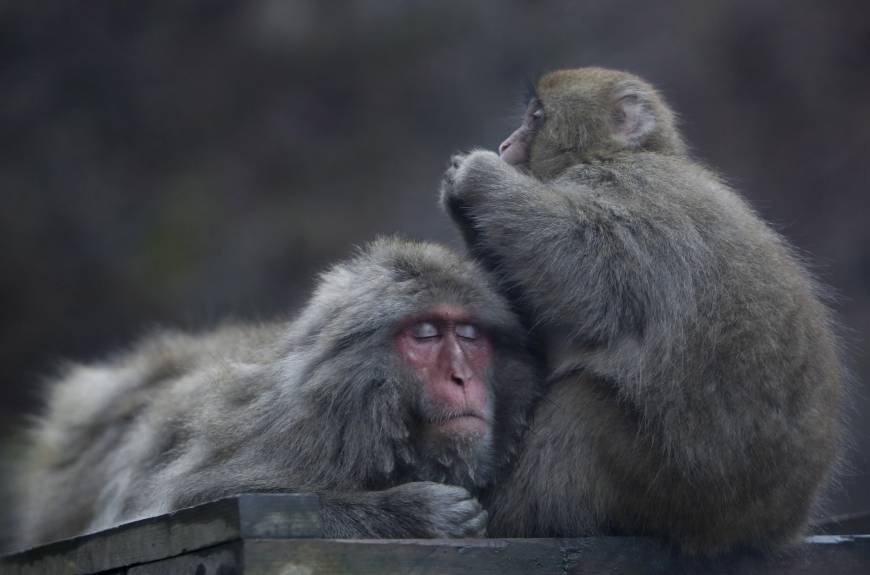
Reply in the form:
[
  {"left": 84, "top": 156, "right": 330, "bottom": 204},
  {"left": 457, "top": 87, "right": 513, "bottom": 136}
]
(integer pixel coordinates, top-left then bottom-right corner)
[{"left": 1, "top": 0, "right": 868, "bottom": 523}]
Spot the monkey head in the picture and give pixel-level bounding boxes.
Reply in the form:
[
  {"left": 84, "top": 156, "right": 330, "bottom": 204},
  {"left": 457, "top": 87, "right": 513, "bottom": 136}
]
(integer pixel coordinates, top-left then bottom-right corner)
[
  {"left": 499, "top": 67, "right": 686, "bottom": 180},
  {"left": 287, "top": 238, "right": 538, "bottom": 493}
]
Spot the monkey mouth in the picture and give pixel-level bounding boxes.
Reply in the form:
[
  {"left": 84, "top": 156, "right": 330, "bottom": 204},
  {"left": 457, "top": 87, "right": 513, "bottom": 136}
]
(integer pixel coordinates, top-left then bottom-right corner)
[{"left": 423, "top": 412, "right": 490, "bottom": 438}]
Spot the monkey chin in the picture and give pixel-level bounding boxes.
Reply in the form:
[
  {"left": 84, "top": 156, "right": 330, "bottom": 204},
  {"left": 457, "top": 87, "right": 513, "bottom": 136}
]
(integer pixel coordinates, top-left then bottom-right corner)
[{"left": 414, "top": 415, "right": 496, "bottom": 490}]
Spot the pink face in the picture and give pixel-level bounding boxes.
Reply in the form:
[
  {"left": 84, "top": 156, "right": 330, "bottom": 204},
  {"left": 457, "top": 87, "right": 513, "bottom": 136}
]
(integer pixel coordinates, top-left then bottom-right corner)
[
  {"left": 396, "top": 306, "right": 493, "bottom": 439},
  {"left": 498, "top": 98, "right": 545, "bottom": 166}
]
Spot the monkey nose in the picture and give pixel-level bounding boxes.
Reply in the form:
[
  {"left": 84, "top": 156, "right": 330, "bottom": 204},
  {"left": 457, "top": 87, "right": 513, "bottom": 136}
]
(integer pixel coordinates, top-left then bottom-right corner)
[
  {"left": 450, "top": 359, "right": 473, "bottom": 387},
  {"left": 499, "top": 139, "right": 512, "bottom": 155}
]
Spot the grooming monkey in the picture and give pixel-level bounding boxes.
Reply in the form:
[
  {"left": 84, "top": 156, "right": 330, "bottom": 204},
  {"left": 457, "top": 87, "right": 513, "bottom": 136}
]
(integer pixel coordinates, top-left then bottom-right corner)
[
  {"left": 442, "top": 67, "right": 842, "bottom": 554},
  {"left": 14, "top": 238, "right": 538, "bottom": 548}
]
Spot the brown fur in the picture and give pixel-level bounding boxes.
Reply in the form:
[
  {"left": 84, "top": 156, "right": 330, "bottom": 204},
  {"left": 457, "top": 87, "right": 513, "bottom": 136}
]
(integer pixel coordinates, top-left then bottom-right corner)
[{"left": 443, "top": 67, "right": 843, "bottom": 555}]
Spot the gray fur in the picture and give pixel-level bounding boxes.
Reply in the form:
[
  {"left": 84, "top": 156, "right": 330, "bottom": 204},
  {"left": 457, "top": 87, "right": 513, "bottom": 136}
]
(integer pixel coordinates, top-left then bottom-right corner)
[
  {"left": 442, "top": 67, "right": 843, "bottom": 555},
  {"left": 13, "top": 238, "right": 538, "bottom": 549}
]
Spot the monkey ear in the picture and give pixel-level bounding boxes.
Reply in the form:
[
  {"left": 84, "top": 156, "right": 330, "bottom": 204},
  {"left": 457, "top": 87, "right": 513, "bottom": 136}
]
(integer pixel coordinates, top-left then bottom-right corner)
[{"left": 611, "top": 83, "right": 657, "bottom": 147}]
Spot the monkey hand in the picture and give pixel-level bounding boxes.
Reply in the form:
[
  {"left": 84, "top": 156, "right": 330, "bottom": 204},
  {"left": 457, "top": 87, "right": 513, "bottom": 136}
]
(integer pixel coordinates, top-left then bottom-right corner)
[
  {"left": 385, "top": 481, "right": 488, "bottom": 538},
  {"left": 440, "top": 149, "right": 507, "bottom": 232}
]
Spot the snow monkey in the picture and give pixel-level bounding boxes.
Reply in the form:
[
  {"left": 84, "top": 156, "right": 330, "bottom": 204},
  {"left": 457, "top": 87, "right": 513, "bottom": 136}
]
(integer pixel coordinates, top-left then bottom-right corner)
[
  {"left": 441, "top": 67, "right": 843, "bottom": 555},
  {"left": 14, "top": 238, "right": 539, "bottom": 548}
]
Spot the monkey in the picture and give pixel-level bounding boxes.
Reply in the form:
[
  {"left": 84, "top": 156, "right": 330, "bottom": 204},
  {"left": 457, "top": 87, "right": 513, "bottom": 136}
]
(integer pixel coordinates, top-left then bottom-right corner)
[
  {"left": 441, "top": 67, "right": 843, "bottom": 555},
  {"left": 12, "top": 238, "right": 539, "bottom": 549}
]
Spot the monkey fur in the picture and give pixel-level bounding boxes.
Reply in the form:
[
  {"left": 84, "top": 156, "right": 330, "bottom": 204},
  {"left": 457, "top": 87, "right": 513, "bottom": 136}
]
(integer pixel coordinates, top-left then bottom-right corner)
[
  {"left": 442, "top": 67, "right": 843, "bottom": 555},
  {"left": 14, "top": 238, "right": 538, "bottom": 549}
]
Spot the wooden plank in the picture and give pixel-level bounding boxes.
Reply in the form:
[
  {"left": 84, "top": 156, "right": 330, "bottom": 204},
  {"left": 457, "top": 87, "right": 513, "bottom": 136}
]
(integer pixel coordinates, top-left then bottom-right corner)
[
  {"left": 239, "top": 536, "right": 870, "bottom": 575},
  {"left": 241, "top": 538, "right": 565, "bottom": 575},
  {"left": 0, "top": 494, "right": 320, "bottom": 575},
  {"left": 561, "top": 535, "right": 870, "bottom": 575},
  {"left": 818, "top": 512, "right": 870, "bottom": 535},
  {"left": 126, "top": 542, "right": 241, "bottom": 575},
  {"left": 3, "top": 493, "right": 870, "bottom": 574},
  {"left": 236, "top": 493, "right": 322, "bottom": 539}
]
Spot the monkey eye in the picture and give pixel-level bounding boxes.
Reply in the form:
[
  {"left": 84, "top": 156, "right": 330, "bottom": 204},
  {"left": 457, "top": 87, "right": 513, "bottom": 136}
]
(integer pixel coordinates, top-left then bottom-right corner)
[
  {"left": 410, "top": 321, "right": 441, "bottom": 340},
  {"left": 455, "top": 323, "right": 480, "bottom": 340},
  {"left": 531, "top": 108, "right": 545, "bottom": 122}
]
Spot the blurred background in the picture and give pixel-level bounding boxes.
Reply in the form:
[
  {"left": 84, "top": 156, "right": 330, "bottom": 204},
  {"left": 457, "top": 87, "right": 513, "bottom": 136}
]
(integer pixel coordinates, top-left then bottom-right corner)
[{"left": 1, "top": 0, "right": 868, "bottom": 530}]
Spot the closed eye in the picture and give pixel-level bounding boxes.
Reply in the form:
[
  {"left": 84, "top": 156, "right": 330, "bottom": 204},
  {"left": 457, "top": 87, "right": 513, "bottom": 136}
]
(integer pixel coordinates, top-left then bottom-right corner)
[
  {"left": 411, "top": 321, "right": 440, "bottom": 340},
  {"left": 455, "top": 323, "right": 480, "bottom": 340}
]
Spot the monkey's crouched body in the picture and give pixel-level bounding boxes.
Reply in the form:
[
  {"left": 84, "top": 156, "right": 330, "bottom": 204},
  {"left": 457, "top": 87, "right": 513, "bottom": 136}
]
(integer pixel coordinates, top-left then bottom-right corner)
[
  {"left": 443, "top": 67, "right": 843, "bottom": 555},
  {"left": 13, "top": 238, "right": 539, "bottom": 549}
]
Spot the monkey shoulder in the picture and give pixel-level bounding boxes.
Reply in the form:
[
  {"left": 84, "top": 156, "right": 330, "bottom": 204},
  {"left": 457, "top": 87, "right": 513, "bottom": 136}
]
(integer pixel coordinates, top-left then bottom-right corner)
[{"left": 559, "top": 154, "right": 756, "bottom": 232}]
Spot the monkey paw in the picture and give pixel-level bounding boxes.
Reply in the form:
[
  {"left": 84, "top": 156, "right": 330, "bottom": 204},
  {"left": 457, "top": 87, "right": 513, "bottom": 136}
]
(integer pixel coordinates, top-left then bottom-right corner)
[
  {"left": 440, "top": 150, "right": 500, "bottom": 228},
  {"left": 439, "top": 152, "right": 469, "bottom": 207},
  {"left": 389, "top": 481, "right": 488, "bottom": 538}
]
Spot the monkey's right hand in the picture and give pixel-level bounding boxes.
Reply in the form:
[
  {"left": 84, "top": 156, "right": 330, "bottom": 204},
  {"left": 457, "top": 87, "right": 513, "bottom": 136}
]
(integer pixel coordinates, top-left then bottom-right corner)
[
  {"left": 384, "top": 481, "right": 488, "bottom": 538},
  {"left": 439, "top": 150, "right": 503, "bottom": 212},
  {"left": 439, "top": 153, "right": 469, "bottom": 214},
  {"left": 440, "top": 151, "right": 495, "bottom": 247}
]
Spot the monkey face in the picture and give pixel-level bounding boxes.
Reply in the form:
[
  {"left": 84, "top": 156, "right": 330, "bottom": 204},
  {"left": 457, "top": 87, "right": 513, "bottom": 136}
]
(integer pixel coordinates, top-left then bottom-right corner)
[
  {"left": 390, "top": 304, "right": 500, "bottom": 489},
  {"left": 396, "top": 304, "right": 494, "bottom": 442},
  {"left": 498, "top": 99, "right": 544, "bottom": 167}
]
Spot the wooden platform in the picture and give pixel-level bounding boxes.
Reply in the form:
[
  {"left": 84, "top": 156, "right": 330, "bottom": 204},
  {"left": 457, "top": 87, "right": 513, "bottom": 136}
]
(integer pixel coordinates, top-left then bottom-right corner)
[{"left": 3, "top": 494, "right": 869, "bottom": 574}]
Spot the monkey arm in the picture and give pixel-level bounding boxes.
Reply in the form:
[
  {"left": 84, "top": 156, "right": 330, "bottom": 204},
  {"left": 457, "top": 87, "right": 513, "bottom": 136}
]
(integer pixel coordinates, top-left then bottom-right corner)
[{"left": 443, "top": 149, "right": 651, "bottom": 348}]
